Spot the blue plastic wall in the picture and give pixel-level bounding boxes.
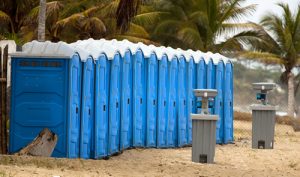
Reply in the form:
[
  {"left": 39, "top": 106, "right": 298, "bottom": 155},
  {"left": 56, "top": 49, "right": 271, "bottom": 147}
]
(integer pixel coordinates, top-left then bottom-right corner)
[
  {"left": 224, "top": 62, "right": 234, "bottom": 143},
  {"left": 80, "top": 57, "right": 95, "bottom": 159},
  {"left": 109, "top": 53, "right": 122, "bottom": 155},
  {"left": 177, "top": 56, "right": 187, "bottom": 147},
  {"left": 94, "top": 54, "right": 110, "bottom": 159},
  {"left": 120, "top": 51, "right": 133, "bottom": 150},
  {"left": 167, "top": 58, "right": 178, "bottom": 147},
  {"left": 186, "top": 58, "right": 196, "bottom": 145},
  {"left": 10, "top": 56, "right": 81, "bottom": 158},
  {"left": 157, "top": 56, "right": 168, "bottom": 148},
  {"left": 132, "top": 50, "right": 146, "bottom": 147},
  {"left": 215, "top": 61, "right": 225, "bottom": 144},
  {"left": 146, "top": 53, "right": 158, "bottom": 147}
]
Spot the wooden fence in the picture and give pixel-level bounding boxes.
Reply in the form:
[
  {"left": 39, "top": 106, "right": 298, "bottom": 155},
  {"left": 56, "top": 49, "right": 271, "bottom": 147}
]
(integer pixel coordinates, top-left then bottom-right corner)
[{"left": 0, "top": 45, "right": 9, "bottom": 154}]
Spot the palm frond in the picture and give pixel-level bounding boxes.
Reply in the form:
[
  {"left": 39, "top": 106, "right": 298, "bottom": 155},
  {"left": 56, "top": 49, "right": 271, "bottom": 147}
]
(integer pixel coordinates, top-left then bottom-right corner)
[{"left": 238, "top": 51, "right": 283, "bottom": 65}]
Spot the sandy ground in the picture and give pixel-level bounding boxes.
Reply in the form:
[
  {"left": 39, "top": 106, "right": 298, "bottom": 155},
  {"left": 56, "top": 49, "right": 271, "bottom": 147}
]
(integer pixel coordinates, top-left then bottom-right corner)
[{"left": 0, "top": 121, "right": 299, "bottom": 177}]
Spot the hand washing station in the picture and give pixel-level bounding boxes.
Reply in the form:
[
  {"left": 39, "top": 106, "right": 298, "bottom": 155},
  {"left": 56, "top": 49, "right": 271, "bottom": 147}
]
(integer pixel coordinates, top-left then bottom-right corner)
[
  {"left": 191, "top": 89, "right": 218, "bottom": 163},
  {"left": 250, "top": 83, "right": 277, "bottom": 149}
]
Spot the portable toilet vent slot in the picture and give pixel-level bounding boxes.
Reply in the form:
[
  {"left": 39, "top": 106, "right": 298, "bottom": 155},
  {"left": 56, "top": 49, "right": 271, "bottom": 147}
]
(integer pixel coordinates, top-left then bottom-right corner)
[
  {"left": 250, "top": 82, "right": 277, "bottom": 149},
  {"left": 191, "top": 89, "right": 218, "bottom": 164}
]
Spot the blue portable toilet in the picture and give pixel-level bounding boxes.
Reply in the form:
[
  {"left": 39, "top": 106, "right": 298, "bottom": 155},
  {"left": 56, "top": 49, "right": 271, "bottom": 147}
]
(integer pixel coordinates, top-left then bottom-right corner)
[
  {"left": 145, "top": 52, "right": 158, "bottom": 147},
  {"left": 215, "top": 57, "right": 225, "bottom": 144},
  {"left": 196, "top": 56, "right": 207, "bottom": 114},
  {"left": 224, "top": 61, "right": 234, "bottom": 143},
  {"left": 9, "top": 41, "right": 84, "bottom": 158},
  {"left": 206, "top": 57, "right": 216, "bottom": 114},
  {"left": 120, "top": 50, "right": 133, "bottom": 150},
  {"left": 166, "top": 56, "right": 178, "bottom": 147},
  {"left": 109, "top": 53, "right": 122, "bottom": 155},
  {"left": 94, "top": 54, "right": 110, "bottom": 159},
  {"left": 177, "top": 56, "right": 187, "bottom": 147},
  {"left": 186, "top": 56, "right": 196, "bottom": 145},
  {"left": 132, "top": 49, "right": 146, "bottom": 147},
  {"left": 157, "top": 55, "right": 168, "bottom": 148},
  {"left": 80, "top": 56, "right": 95, "bottom": 159}
]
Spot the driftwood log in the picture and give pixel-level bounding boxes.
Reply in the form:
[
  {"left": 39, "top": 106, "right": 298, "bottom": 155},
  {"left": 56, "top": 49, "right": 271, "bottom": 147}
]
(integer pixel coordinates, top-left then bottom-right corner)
[{"left": 15, "top": 128, "right": 58, "bottom": 157}]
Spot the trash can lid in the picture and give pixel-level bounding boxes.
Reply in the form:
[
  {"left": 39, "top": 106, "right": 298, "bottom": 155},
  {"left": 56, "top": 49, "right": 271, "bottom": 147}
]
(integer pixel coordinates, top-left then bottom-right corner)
[
  {"left": 191, "top": 114, "right": 219, "bottom": 121},
  {"left": 250, "top": 104, "right": 277, "bottom": 111}
]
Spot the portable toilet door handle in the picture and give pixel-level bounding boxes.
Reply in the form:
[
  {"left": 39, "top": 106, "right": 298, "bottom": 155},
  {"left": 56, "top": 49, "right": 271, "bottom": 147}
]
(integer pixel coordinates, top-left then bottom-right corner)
[
  {"left": 128, "top": 99, "right": 130, "bottom": 104},
  {"left": 140, "top": 98, "right": 143, "bottom": 104},
  {"left": 76, "top": 107, "right": 78, "bottom": 114},
  {"left": 164, "top": 101, "right": 166, "bottom": 107},
  {"left": 88, "top": 109, "right": 91, "bottom": 115},
  {"left": 173, "top": 101, "right": 176, "bottom": 107},
  {"left": 153, "top": 99, "right": 156, "bottom": 105},
  {"left": 184, "top": 100, "right": 186, "bottom": 105},
  {"left": 103, "top": 105, "right": 106, "bottom": 111},
  {"left": 116, "top": 102, "right": 119, "bottom": 108}
]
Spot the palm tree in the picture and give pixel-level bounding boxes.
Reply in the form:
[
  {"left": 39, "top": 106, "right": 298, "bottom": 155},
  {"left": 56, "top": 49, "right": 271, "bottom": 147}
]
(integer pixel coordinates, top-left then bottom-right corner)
[
  {"left": 240, "top": 3, "right": 300, "bottom": 117},
  {"left": 38, "top": 0, "right": 46, "bottom": 41},
  {"left": 145, "top": 0, "right": 258, "bottom": 52}
]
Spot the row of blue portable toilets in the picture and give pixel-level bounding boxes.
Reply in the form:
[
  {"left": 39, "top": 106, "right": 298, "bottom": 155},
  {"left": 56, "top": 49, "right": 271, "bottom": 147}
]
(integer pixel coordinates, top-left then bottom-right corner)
[{"left": 9, "top": 39, "right": 233, "bottom": 159}]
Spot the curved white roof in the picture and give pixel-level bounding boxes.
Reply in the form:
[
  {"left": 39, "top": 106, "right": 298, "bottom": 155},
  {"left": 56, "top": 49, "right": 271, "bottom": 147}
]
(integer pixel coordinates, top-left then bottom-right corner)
[{"left": 16, "top": 38, "right": 230, "bottom": 64}]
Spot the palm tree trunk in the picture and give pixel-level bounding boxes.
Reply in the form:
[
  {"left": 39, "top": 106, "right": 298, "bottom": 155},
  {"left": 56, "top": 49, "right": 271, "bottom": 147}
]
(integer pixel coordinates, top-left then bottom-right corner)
[
  {"left": 288, "top": 72, "right": 295, "bottom": 117},
  {"left": 38, "top": 0, "right": 46, "bottom": 41}
]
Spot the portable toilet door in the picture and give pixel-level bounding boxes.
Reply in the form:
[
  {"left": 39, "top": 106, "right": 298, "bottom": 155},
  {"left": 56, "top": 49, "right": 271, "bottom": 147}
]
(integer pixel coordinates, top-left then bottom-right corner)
[
  {"left": 157, "top": 55, "right": 168, "bottom": 148},
  {"left": 80, "top": 56, "right": 95, "bottom": 159},
  {"left": 120, "top": 50, "right": 133, "bottom": 150},
  {"left": 146, "top": 53, "right": 158, "bottom": 147},
  {"left": 10, "top": 52, "right": 82, "bottom": 158},
  {"left": 206, "top": 58, "right": 216, "bottom": 112},
  {"left": 94, "top": 54, "right": 110, "bottom": 159},
  {"left": 132, "top": 49, "right": 146, "bottom": 147},
  {"left": 166, "top": 57, "right": 178, "bottom": 147},
  {"left": 67, "top": 54, "right": 82, "bottom": 158},
  {"left": 109, "top": 53, "right": 122, "bottom": 155},
  {"left": 196, "top": 57, "right": 207, "bottom": 114},
  {"left": 177, "top": 56, "right": 187, "bottom": 147},
  {"left": 224, "top": 62, "right": 234, "bottom": 143},
  {"left": 186, "top": 57, "right": 196, "bottom": 145},
  {"left": 215, "top": 61, "right": 225, "bottom": 144}
]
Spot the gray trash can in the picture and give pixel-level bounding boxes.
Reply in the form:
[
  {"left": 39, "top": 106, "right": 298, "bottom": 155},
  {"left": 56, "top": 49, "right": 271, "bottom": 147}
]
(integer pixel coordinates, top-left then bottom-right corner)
[
  {"left": 251, "top": 83, "right": 277, "bottom": 149},
  {"left": 191, "top": 114, "right": 218, "bottom": 163},
  {"left": 191, "top": 89, "right": 218, "bottom": 163}
]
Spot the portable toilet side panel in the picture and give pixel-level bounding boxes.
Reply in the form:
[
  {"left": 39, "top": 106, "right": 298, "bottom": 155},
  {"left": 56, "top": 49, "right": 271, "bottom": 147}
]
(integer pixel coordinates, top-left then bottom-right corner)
[
  {"left": 157, "top": 56, "right": 168, "bottom": 148},
  {"left": 186, "top": 58, "right": 196, "bottom": 145},
  {"left": 80, "top": 57, "right": 95, "bottom": 159},
  {"left": 132, "top": 50, "right": 146, "bottom": 147},
  {"left": 10, "top": 56, "right": 72, "bottom": 157},
  {"left": 94, "top": 54, "right": 110, "bottom": 159},
  {"left": 196, "top": 58, "right": 207, "bottom": 114},
  {"left": 177, "top": 57, "right": 187, "bottom": 147},
  {"left": 146, "top": 53, "right": 158, "bottom": 147},
  {"left": 67, "top": 55, "right": 82, "bottom": 158},
  {"left": 120, "top": 51, "right": 133, "bottom": 150},
  {"left": 109, "top": 53, "right": 122, "bottom": 155},
  {"left": 215, "top": 61, "right": 225, "bottom": 144},
  {"left": 167, "top": 58, "right": 178, "bottom": 147},
  {"left": 224, "top": 62, "right": 234, "bottom": 143}
]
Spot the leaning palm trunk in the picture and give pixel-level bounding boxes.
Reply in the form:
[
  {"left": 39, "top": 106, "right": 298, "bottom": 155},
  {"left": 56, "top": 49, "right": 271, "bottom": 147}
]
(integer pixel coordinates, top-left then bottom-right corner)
[
  {"left": 288, "top": 72, "right": 295, "bottom": 117},
  {"left": 38, "top": 0, "right": 46, "bottom": 41}
]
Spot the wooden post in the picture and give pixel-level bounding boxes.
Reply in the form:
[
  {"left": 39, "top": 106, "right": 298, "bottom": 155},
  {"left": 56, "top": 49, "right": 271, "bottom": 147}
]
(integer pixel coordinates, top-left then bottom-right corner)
[
  {"left": 2, "top": 45, "right": 8, "bottom": 153},
  {"left": 0, "top": 46, "right": 2, "bottom": 154}
]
